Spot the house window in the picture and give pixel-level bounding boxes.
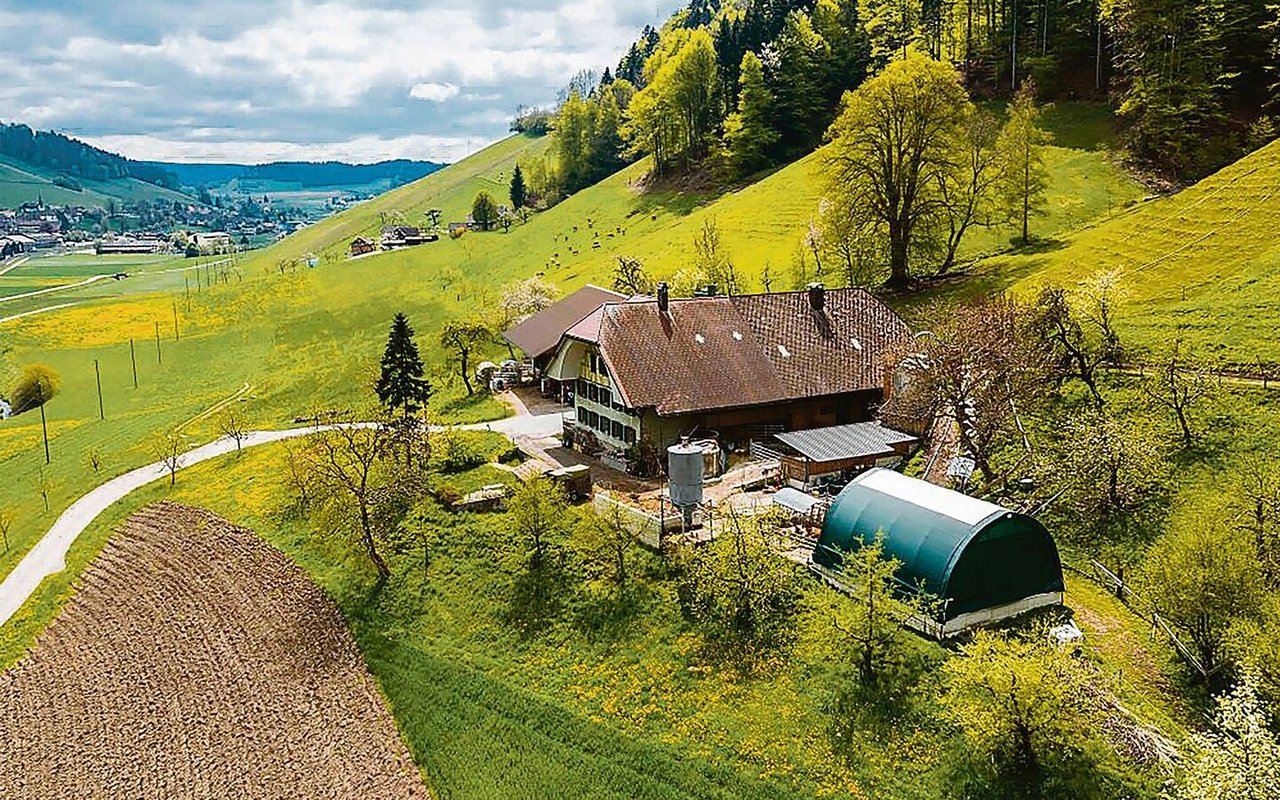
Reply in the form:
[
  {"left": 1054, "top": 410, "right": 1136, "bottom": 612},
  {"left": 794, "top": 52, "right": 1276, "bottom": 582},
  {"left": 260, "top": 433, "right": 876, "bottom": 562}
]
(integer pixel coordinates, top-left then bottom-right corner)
[
  {"left": 623, "top": 426, "right": 637, "bottom": 444},
  {"left": 611, "top": 420, "right": 624, "bottom": 440},
  {"left": 577, "top": 378, "right": 588, "bottom": 396},
  {"left": 577, "top": 406, "right": 588, "bottom": 424},
  {"left": 599, "top": 387, "right": 612, "bottom": 407},
  {"left": 587, "top": 384, "right": 599, "bottom": 403}
]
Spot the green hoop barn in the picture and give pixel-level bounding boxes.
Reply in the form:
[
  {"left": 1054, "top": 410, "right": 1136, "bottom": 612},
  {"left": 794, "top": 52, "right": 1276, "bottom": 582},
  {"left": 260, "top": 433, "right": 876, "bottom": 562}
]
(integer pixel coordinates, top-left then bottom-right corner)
[{"left": 814, "top": 469, "right": 1064, "bottom": 636}]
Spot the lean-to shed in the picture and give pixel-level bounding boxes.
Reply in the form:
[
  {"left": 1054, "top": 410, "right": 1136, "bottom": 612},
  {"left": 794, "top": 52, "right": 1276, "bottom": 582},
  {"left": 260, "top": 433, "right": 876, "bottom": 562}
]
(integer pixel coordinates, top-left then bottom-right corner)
[{"left": 814, "top": 469, "right": 1063, "bottom": 635}]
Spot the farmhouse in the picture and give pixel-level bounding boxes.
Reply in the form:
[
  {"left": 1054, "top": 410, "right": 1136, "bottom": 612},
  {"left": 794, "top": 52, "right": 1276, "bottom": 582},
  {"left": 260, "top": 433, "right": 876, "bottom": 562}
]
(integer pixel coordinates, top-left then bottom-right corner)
[
  {"left": 503, "top": 284, "right": 626, "bottom": 378},
  {"left": 380, "top": 226, "right": 438, "bottom": 249},
  {"left": 814, "top": 468, "right": 1065, "bottom": 637},
  {"left": 545, "top": 283, "right": 913, "bottom": 461},
  {"left": 348, "top": 236, "right": 376, "bottom": 257}
]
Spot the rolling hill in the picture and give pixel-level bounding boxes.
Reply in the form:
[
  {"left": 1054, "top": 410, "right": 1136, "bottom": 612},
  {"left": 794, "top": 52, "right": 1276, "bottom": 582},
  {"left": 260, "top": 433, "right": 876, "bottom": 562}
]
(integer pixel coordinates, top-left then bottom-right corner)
[
  {"left": 0, "top": 156, "right": 192, "bottom": 208},
  {"left": 972, "top": 138, "right": 1280, "bottom": 366}
]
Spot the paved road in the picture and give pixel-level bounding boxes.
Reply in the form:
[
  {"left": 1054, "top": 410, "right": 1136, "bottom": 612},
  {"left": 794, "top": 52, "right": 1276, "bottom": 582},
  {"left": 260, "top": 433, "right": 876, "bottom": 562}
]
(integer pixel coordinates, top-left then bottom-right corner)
[{"left": 0, "top": 408, "right": 566, "bottom": 629}]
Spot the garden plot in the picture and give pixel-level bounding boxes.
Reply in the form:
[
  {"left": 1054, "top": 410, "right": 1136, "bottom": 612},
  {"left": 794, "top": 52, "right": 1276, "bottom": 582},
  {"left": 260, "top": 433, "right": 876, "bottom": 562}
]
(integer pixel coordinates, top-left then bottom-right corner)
[{"left": 0, "top": 501, "right": 428, "bottom": 799}]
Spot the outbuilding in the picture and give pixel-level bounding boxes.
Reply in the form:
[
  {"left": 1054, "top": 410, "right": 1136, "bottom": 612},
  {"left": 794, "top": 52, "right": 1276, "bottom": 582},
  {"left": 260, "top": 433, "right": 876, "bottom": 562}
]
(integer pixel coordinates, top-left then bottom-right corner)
[{"left": 814, "top": 468, "right": 1064, "bottom": 637}]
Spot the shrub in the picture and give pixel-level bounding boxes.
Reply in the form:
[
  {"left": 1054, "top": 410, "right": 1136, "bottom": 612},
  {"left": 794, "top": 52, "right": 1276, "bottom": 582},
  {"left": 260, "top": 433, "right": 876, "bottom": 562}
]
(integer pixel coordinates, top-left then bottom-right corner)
[
  {"left": 12, "top": 364, "right": 61, "bottom": 414},
  {"left": 437, "top": 431, "right": 490, "bottom": 473}
]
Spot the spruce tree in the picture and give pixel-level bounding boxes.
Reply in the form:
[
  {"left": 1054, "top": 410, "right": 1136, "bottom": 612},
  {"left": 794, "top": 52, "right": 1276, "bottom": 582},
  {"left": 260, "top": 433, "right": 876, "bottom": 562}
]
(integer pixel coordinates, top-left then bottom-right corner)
[
  {"left": 510, "top": 164, "right": 527, "bottom": 209},
  {"left": 723, "top": 52, "right": 780, "bottom": 176},
  {"left": 376, "top": 312, "right": 430, "bottom": 419}
]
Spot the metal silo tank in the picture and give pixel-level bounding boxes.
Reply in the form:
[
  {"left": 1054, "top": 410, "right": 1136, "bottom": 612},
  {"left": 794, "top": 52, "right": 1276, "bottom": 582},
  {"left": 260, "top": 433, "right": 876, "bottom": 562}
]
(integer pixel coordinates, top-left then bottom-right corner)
[{"left": 667, "top": 440, "right": 704, "bottom": 508}]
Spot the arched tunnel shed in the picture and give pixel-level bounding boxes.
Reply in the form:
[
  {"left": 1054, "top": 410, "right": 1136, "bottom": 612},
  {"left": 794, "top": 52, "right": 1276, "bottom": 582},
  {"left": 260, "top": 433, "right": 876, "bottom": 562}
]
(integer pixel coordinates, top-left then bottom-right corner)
[{"left": 814, "top": 469, "right": 1064, "bottom": 633}]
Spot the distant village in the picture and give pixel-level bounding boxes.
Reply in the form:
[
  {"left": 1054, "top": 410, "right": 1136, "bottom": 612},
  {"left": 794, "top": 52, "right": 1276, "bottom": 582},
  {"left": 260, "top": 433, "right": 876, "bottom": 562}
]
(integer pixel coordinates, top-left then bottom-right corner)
[{"left": 0, "top": 197, "right": 316, "bottom": 258}]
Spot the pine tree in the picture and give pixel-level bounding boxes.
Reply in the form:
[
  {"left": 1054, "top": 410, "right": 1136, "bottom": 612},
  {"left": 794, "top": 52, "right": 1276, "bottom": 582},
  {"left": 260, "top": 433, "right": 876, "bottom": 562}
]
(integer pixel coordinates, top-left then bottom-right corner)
[
  {"left": 724, "top": 52, "right": 780, "bottom": 175},
  {"left": 376, "top": 312, "right": 430, "bottom": 419},
  {"left": 510, "top": 164, "right": 527, "bottom": 209}
]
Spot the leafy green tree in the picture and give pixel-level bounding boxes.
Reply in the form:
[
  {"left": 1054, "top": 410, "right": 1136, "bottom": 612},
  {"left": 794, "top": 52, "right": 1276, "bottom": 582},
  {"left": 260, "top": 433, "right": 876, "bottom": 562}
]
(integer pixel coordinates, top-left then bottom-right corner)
[
  {"left": 509, "top": 477, "right": 568, "bottom": 570},
  {"left": 831, "top": 533, "right": 929, "bottom": 686},
  {"left": 554, "top": 91, "right": 595, "bottom": 192},
  {"left": 1104, "top": 0, "right": 1230, "bottom": 177},
  {"left": 996, "top": 83, "right": 1052, "bottom": 244},
  {"left": 770, "top": 11, "right": 831, "bottom": 155},
  {"left": 12, "top": 363, "right": 61, "bottom": 414},
  {"left": 1051, "top": 410, "right": 1166, "bottom": 521},
  {"left": 822, "top": 55, "right": 972, "bottom": 288},
  {"left": 624, "top": 28, "right": 720, "bottom": 173},
  {"left": 941, "top": 632, "right": 1108, "bottom": 798},
  {"left": 936, "top": 109, "right": 1001, "bottom": 274},
  {"left": 680, "top": 509, "right": 800, "bottom": 651},
  {"left": 723, "top": 52, "right": 779, "bottom": 176},
  {"left": 574, "top": 503, "right": 640, "bottom": 595},
  {"left": 1169, "top": 671, "right": 1280, "bottom": 799},
  {"left": 509, "top": 163, "right": 527, "bottom": 209},
  {"left": 858, "top": 0, "right": 919, "bottom": 68},
  {"left": 471, "top": 191, "right": 499, "bottom": 230},
  {"left": 376, "top": 312, "right": 431, "bottom": 420},
  {"left": 1142, "top": 509, "right": 1265, "bottom": 676},
  {"left": 438, "top": 319, "right": 492, "bottom": 395}
]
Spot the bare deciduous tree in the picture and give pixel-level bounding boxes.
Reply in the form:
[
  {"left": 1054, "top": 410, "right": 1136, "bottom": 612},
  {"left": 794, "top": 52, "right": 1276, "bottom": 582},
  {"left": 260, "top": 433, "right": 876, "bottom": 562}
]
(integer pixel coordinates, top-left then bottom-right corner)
[
  {"left": 0, "top": 509, "right": 10, "bottom": 553},
  {"left": 1143, "top": 340, "right": 1214, "bottom": 447},
  {"left": 151, "top": 431, "right": 184, "bottom": 487},
  {"left": 884, "top": 297, "right": 1050, "bottom": 485},
  {"left": 297, "top": 420, "right": 396, "bottom": 585},
  {"left": 218, "top": 409, "right": 248, "bottom": 451}
]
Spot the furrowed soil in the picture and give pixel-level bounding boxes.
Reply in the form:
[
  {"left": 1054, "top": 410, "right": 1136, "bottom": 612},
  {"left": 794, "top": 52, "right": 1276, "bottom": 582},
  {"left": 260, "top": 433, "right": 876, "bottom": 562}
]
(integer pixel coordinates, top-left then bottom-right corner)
[{"left": 0, "top": 501, "right": 429, "bottom": 799}]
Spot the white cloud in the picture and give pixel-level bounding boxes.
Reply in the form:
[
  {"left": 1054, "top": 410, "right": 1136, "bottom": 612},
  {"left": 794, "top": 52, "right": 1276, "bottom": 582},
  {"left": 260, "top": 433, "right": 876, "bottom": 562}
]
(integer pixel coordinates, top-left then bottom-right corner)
[
  {"left": 409, "top": 82, "right": 460, "bottom": 103},
  {"left": 0, "top": 0, "right": 688, "bottom": 162},
  {"left": 81, "top": 132, "right": 479, "bottom": 164}
]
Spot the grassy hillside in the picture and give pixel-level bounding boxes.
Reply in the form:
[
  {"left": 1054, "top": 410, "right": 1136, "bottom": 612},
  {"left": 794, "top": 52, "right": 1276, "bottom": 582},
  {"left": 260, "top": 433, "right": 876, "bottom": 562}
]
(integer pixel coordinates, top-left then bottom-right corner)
[
  {"left": 964, "top": 139, "right": 1280, "bottom": 365},
  {"left": 0, "top": 112, "right": 1219, "bottom": 800},
  {"left": 0, "top": 156, "right": 190, "bottom": 208}
]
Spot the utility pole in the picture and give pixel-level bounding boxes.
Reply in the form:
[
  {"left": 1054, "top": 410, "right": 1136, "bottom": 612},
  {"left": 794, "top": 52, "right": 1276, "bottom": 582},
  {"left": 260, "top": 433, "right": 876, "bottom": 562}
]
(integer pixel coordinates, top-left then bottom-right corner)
[
  {"left": 36, "top": 383, "right": 49, "bottom": 464},
  {"left": 130, "top": 338, "right": 138, "bottom": 388},
  {"left": 94, "top": 359, "right": 104, "bottom": 420}
]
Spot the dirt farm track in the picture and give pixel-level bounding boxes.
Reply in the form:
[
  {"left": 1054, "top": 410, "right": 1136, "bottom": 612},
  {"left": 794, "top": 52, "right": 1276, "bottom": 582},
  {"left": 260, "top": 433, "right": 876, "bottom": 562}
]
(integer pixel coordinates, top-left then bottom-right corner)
[{"left": 0, "top": 502, "right": 429, "bottom": 799}]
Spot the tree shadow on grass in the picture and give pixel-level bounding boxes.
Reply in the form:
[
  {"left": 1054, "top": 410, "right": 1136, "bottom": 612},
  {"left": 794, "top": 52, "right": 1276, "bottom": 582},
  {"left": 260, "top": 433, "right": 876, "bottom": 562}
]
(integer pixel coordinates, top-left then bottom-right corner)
[{"left": 501, "top": 554, "right": 573, "bottom": 637}]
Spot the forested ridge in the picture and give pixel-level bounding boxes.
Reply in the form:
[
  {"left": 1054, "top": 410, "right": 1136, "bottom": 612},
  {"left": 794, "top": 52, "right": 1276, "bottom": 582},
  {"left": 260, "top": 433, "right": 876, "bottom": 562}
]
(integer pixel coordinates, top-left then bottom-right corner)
[
  {"left": 518, "top": 0, "right": 1279, "bottom": 198},
  {"left": 0, "top": 123, "right": 182, "bottom": 191}
]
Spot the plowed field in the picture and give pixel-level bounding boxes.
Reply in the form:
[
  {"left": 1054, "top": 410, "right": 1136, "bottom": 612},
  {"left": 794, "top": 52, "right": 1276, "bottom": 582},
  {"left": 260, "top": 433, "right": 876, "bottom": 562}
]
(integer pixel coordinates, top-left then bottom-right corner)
[{"left": 0, "top": 502, "right": 429, "bottom": 799}]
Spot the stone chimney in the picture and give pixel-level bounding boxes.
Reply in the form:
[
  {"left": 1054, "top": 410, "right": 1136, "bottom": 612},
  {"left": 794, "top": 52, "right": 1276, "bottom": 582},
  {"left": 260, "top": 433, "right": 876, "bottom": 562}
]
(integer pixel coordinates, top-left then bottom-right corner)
[
  {"left": 657, "top": 281, "right": 670, "bottom": 313},
  {"left": 807, "top": 282, "right": 825, "bottom": 311}
]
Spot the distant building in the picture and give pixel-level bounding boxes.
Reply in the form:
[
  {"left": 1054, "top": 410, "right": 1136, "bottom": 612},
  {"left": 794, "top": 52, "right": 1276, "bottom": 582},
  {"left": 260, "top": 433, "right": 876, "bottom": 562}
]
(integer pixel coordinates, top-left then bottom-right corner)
[
  {"left": 348, "top": 236, "right": 376, "bottom": 257},
  {"left": 96, "top": 238, "right": 165, "bottom": 255},
  {"left": 379, "top": 225, "right": 438, "bottom": 249},
  {"left": 190, "top": 231, "right": 234, "bottom": 253}
]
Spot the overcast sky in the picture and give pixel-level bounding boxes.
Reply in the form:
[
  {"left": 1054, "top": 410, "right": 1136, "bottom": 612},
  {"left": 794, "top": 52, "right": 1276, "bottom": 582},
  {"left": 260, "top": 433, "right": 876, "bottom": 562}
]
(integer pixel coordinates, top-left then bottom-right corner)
[{"left": 0, "top": 0, "right": 683, "bottom": 164}]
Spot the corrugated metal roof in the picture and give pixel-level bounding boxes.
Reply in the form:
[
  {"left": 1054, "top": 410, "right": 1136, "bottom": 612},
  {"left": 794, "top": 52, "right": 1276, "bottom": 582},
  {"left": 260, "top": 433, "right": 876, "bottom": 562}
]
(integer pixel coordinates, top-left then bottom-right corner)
[
  {"left": 504, "top": 284, "right": 625, "bottom": 360},
  {"left": 772, "top": 487, "right": 823, "bottom": 514},
  {"left": 597, "top": 288, "right": 910, "bottom": 416},
  {"left": 775, "top": 422, "right": 917, "bottom": 463}
]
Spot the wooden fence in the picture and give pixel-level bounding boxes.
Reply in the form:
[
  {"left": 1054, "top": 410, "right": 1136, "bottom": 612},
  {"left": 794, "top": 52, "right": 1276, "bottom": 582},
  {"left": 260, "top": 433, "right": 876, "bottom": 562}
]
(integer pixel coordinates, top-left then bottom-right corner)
[{"left": 1082, "top": 559, "right": 1212, "bottom": 679}]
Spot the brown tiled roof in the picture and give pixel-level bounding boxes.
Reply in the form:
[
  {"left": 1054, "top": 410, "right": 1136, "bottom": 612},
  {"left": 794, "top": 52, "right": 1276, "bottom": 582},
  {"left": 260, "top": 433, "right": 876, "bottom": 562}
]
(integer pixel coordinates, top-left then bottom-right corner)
[
  {"left": 597, "top": 288, "right": 911, "bottom": 415},
  {"left": 504, "top": 284, "right": 626, "bottom": 359}
]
